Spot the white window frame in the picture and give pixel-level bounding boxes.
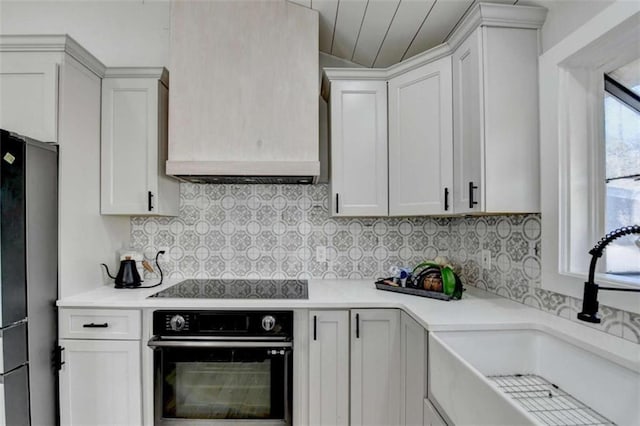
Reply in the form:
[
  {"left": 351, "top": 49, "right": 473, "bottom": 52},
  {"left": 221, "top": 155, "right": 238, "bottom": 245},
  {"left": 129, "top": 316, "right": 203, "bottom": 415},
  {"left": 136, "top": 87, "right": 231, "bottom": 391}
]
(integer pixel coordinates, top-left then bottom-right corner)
[{"left": 540, "top": 1, "right": 640, "bottom": 314}]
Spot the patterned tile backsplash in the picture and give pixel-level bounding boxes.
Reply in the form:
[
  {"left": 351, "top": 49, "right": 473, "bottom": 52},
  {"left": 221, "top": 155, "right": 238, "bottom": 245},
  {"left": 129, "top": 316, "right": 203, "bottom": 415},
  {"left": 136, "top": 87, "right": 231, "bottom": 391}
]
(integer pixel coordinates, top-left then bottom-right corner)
[{"left": 131, "top": 183, "right": 639, "bottom": 343}]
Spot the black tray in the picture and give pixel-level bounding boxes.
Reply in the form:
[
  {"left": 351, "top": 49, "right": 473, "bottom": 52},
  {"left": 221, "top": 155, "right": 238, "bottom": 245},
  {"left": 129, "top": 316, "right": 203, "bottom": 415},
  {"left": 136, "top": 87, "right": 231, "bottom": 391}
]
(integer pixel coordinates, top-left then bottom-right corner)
[{"left": 374, "top": 281, "right": 452, "bottom": 301}]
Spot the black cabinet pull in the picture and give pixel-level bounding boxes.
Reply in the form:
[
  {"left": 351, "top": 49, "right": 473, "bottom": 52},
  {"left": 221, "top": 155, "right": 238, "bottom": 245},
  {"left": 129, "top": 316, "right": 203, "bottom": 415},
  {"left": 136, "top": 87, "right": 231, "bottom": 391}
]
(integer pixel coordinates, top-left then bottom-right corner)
[
  {"left": 355, "top": 313, "right": 360, "bottom": 339},
  {"left": 83, "top": 322, "right": 109, "bottom": 328},
  {"left": 468, "top": 182, "right": 478, "bottom": 209},
  {"left": 313, "top": 315, "right": 317, "bottom": 341},
  {"left": 444, "top": 187, "right": 449, "bottom": 211},
  {"left": 335, "top": 193, "right": 339, "bottom": 214},
  {"left": 148, "top": 191, "right": 154, "bottom": 211},
  {"left": 54, "top": 346, "right": 65, "bottom": 371}
]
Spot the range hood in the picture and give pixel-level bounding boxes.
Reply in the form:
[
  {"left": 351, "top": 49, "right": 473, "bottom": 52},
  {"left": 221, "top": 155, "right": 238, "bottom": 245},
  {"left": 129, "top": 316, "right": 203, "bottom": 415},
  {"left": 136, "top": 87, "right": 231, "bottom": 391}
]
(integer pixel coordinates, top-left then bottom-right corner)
[
  {"left": 166, "top": 1, "right": 319, "bottom": 184},
  {"left": 166, "top": 161, "right": 320, "bottom": 185}
]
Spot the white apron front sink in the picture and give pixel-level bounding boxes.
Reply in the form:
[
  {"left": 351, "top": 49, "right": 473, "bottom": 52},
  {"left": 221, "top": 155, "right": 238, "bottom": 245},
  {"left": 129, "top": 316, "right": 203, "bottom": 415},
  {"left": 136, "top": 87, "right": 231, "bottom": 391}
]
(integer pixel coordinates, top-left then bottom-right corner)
[{"left": 429, "top": 328, "right": 639, "bottom": 425}]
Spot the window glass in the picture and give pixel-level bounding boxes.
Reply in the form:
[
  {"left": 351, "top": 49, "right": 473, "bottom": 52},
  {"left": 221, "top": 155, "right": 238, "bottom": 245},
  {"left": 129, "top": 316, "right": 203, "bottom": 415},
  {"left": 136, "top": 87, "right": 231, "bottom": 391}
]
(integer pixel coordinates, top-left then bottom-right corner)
[{"left": 604, "top": 76, "right": 640, "bottom": 278}]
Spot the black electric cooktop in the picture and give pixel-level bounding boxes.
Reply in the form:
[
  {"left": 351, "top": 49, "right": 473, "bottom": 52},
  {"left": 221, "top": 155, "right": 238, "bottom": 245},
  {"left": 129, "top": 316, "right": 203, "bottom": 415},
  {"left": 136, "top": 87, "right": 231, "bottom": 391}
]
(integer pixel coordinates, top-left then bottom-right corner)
[{"left": 149, "top": 279, "right": 309, "bottom": 299}]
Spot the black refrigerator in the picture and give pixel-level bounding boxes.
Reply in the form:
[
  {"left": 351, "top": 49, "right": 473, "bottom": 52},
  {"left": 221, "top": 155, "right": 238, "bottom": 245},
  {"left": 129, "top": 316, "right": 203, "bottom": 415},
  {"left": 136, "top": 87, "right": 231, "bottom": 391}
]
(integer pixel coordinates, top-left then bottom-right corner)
[{"left": 0, "top": 129, "right": 58, "bottom": 425}]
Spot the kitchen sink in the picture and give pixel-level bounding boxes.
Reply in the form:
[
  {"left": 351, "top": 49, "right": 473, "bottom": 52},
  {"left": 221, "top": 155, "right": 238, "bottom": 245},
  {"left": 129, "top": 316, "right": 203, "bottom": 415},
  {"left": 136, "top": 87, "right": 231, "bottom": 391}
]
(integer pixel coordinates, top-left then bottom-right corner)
[{"left": 429, "top": 328, "right": 639, "bottom": 425}]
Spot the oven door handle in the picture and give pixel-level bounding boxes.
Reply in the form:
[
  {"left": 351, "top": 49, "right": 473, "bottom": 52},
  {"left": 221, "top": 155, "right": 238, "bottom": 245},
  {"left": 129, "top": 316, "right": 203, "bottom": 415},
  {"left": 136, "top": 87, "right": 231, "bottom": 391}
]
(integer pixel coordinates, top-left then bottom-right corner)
[{"left": 147, "top": 338, "right": 293, "bottom": 349}]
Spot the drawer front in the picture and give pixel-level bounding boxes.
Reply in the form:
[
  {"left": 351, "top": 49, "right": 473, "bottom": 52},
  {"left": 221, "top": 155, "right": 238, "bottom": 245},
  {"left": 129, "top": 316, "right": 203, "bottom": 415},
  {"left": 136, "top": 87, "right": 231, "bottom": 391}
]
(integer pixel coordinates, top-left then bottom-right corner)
[{"left": 59, "top": 309, "right": 141, "bottom": 340}]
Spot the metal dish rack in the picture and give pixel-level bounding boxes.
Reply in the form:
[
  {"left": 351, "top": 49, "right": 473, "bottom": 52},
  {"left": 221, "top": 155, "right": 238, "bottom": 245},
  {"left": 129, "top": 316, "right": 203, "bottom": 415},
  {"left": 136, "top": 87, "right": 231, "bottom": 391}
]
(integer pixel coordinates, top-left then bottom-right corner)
[{"left": 487, "top": 374, "right": 615, "bottom": 426}]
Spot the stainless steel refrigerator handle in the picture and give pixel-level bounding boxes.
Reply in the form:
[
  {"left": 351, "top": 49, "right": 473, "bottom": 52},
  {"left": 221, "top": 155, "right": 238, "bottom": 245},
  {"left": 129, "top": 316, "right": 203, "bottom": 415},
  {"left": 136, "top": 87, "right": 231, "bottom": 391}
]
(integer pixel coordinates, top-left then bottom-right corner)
[{"left": 147, "top": 338, "right": 293, "bottom": 349}]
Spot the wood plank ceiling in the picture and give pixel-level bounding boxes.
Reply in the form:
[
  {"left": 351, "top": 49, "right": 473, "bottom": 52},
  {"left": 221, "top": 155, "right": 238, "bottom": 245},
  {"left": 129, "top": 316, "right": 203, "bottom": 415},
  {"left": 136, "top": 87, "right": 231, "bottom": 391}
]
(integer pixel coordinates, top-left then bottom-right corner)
[{"left": 289, "top": 0, "right": 521, "bottom": 68}]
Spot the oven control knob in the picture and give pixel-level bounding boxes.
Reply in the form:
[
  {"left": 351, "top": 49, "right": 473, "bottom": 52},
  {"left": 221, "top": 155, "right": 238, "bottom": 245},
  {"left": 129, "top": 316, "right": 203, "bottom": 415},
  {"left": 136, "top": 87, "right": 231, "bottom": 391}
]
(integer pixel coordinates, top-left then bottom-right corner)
[
  {"left": 261, "top": 315, "right": 276, "bottom": 331},
  {"left": 169, "top": 315, "right": 186, "bottom": 331}
]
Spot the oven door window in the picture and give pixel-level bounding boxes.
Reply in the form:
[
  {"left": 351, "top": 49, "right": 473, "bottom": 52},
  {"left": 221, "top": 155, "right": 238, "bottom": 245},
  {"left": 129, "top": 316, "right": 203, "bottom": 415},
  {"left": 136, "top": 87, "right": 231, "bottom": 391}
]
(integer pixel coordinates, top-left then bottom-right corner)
[{"left": 157, "top": 346, "right": 289, "bottom": 420}]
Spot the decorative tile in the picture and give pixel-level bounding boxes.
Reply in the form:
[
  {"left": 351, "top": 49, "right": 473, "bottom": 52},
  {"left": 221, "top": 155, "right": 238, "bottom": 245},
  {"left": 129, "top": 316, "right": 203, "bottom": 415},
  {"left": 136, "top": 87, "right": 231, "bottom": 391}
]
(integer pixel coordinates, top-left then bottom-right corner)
[
  {"left": 131, "top": 184, "right": 635, "bottom": 341},
  {"left": 483, "top": 231, "right": 502, "bottom": 258},
  {"left": 534, "top": 288, "right": 568, "bottom": 313},
  {"left": 383, "top": 231, "right": 403, "bottom": 252},
  {"left": 506, "top": 232, "right": 529, "bottom": 262},
  {"left": 622, "top": 312, "right": 640, "bottom": 344},
  {"left": 332, "top": 230, "right": 354, "bottom": 251},
  {"left": 408, "top": 231, "right": 429, "bottom": 251},
  {"left": 204, "top": 231, "right": 226, "bottom": 251},
  {"left": 569, "top": 297, "right": 624, "bottom": 338}
]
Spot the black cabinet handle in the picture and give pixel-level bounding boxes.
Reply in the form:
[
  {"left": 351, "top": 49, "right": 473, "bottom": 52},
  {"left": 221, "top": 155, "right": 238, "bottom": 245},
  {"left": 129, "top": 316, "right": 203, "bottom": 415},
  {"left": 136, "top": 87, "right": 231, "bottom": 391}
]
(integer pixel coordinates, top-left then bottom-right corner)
[
  {"left": 54, "top": 346, "right": 65, "bottom": 371},
  {"left": 335, "top": 193, "right": 339, "bottom": 214},
  {"left": 444, "top": 187, "right": 449, "bottom": 211},
  {"left": 148, "top": 191, "right": 154, "bottom": 212},
  {"left": 313, "top": 315, "right": 317, "bottom": 341},
  {"left": 468, "top": 182, "right": 478, "bottom": 209},
  {"left": 83, "top": 322, "right": 109, "bottom": 328},
  {"left": 355, "top": 313, "right": 360, "bottom": 339}
]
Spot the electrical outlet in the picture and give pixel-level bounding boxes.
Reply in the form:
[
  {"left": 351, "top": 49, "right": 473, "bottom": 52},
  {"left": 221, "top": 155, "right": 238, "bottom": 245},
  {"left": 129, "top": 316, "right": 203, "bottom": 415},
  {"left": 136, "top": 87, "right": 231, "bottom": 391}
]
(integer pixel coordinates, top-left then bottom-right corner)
[
  {"left": 316, "top": 246, "right": 327, "bottom": 263},
  {"left": 481, "top": 250, "right": 491, "bottom": 269}
]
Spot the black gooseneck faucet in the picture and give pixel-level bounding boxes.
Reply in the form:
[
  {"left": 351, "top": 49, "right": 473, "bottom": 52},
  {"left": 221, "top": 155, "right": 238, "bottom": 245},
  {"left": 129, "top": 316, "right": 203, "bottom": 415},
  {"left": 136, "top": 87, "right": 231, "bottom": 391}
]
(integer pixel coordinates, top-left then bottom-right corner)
[{"left": 578, "top": 225, "right": 640, "bottom": 323}]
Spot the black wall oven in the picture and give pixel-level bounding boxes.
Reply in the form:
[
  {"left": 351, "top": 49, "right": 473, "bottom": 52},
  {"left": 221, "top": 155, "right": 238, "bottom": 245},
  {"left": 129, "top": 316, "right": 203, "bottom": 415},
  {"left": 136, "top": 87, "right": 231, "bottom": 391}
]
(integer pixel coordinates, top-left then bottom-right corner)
[{"left": 149, "top": 311, "right": 293, "bottom": 425}]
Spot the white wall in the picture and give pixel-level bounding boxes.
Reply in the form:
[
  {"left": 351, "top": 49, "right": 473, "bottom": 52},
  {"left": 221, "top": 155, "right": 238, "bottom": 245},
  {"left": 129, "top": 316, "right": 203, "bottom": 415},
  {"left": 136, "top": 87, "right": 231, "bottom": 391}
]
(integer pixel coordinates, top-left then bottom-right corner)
[
  {"left": 523, "top": 0, "right": 616, "bottom": 52},
  {"left": 0, "top": 0, "right": 170, "bottom": 67}
]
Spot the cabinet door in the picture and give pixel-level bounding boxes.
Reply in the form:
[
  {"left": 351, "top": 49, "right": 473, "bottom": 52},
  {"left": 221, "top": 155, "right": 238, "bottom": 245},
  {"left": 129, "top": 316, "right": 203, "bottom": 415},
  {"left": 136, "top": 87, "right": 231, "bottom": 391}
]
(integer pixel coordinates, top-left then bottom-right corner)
[
  {"left": 59, "top": 339, "right": 142, "bottom": 426},
  {"left": 0, "top": 53, "right": 59, "bottom": 142},
  {"left": 308, "top": 311, "right": 350, "bottom": 426},
  {"left": 482, "top": 27, "right": 540, "bottom": 213},
  {"left": 401, "top": 312, "right": 426, "bottom": 426},
  {"left": 101, "top": 78, "right": 158, "bottom": 215},
  {"left": 330, "top": 80, "right": 388, "bottom": 216},
  {"left": 351, "top": 309, "right": 401, "bottom": 426},
  {"left": 101, "top": 76, "right": 178, "bottom": 216},
  {"left": 452, "top": 28, "right": 483, "bottom": 214},
  {"left": 389, "top": 57, "right": 453, "bottom": 216}
]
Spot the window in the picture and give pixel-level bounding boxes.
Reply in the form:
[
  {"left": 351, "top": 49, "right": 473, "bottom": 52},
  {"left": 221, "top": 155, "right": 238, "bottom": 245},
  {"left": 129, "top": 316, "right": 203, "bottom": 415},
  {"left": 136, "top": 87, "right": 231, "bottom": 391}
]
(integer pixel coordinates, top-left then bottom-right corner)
[
  {"left": 603, "top": 67, "right": 640, "bottom": 278},
  {"left": 539, "top": 3, "right": 640, "bottom": 313}
]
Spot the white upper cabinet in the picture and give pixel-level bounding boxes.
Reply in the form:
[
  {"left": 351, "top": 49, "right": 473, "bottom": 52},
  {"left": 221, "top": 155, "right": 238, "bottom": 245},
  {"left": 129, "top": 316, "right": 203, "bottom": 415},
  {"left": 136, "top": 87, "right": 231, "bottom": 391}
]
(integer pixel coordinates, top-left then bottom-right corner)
[
  {"left": 452, "top": 25, "right": 541, "bottom": 214},
  {"left": 329, "top": 80, "right": 389, "bottom": 216},
  {"left": 0, "top": 53, "right": 59, "bottom": 142},
  {"left": 323, "top": 3, "right": 546, "bottom": 217},
  {"left": 389, "top": 56, "right": 453, "bottom": 216},
  {"left": 452, "top": 29, "right": 483, "bottom": 214},
  {"left": 101, "top": 68, "right": 179, "bottom": 216}
]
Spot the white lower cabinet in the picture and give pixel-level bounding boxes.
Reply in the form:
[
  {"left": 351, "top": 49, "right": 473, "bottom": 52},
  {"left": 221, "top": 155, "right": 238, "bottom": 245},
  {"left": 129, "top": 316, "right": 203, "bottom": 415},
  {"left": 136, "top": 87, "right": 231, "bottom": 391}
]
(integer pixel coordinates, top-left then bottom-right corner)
[
  {"left": 400, "top": 312, "right": 426, "bottom": 426},
  {"left": 309, "top": 309, "right": 404, "bottom": 426},
  {"left": 351, "top": 309, "right": 401, "bottom": 426},
  {"left": 308, "top": 311, "right": 350, "bottom": 426},
  {"left": 58, "top": 309, "right": 142, "bottom": 425},
  {"left": 59, "top": 339, "right": 142, "bottom": 425}
]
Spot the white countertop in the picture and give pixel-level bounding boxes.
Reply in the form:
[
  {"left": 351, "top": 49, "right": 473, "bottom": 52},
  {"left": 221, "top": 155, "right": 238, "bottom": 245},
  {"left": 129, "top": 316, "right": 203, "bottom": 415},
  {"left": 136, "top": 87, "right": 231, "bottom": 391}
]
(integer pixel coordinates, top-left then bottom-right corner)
[{"left": 58, "top": 279, "right": 640, "bottom": 372}]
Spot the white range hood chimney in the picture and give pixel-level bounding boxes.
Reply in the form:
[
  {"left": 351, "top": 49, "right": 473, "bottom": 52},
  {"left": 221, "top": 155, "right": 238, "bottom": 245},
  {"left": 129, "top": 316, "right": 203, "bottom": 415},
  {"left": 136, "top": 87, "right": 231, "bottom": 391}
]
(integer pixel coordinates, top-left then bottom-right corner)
[{"left": 166, "top": 0, "right": 319, "bottom": 184}]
